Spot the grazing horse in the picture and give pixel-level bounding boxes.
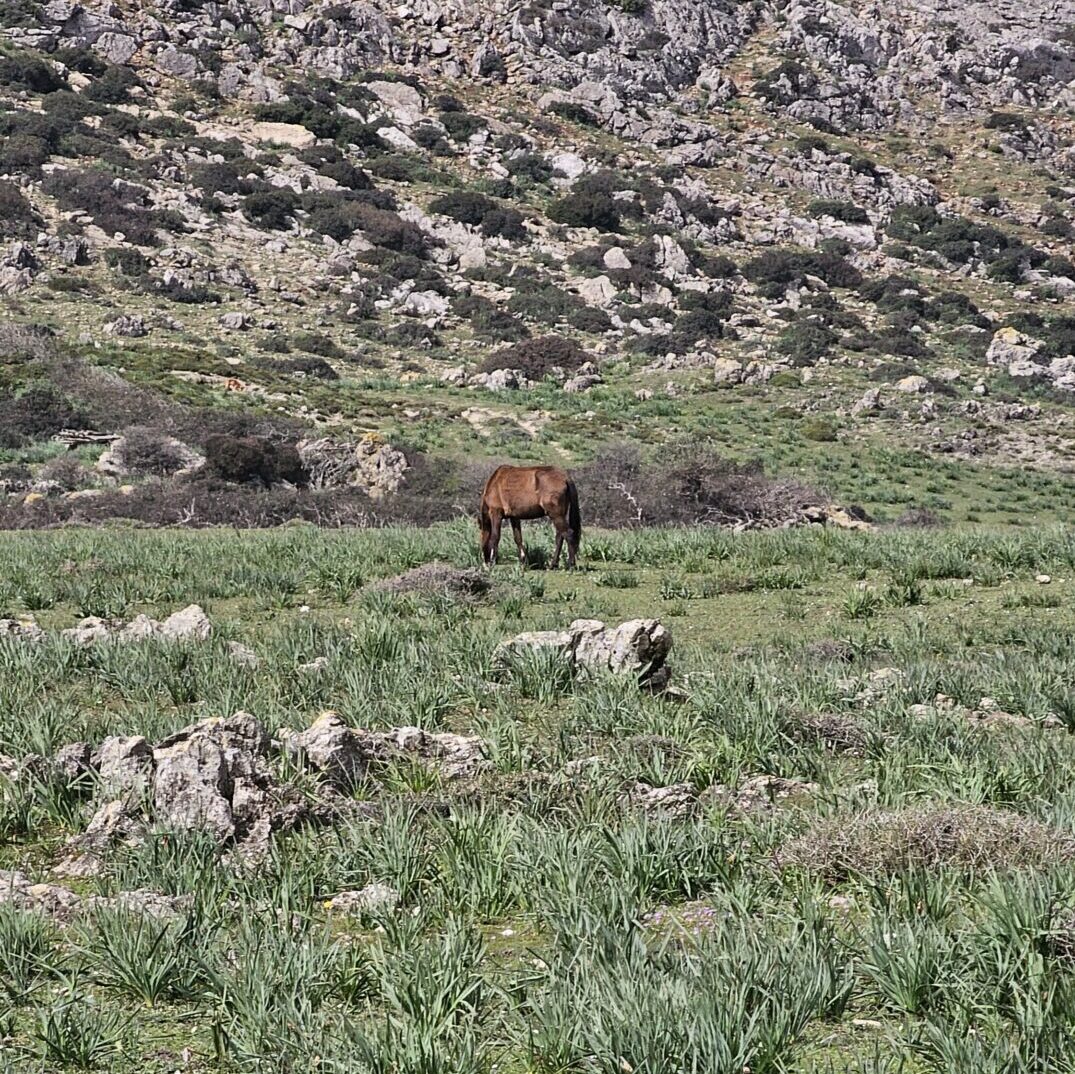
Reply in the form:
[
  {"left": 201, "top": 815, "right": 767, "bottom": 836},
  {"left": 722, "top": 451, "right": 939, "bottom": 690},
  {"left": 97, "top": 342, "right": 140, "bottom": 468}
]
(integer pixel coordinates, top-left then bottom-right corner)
[{"left": 479, "top": 465, "right": 581, "bottom": 568}]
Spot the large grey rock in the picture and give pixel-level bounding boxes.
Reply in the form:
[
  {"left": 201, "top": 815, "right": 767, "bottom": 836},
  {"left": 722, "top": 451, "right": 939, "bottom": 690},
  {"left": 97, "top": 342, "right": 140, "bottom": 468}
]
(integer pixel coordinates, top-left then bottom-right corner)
[
  {"left": 159, "top": 604, "right": 213, "bottom": 642},
  {"left": 93, "top": 736, "right": 153, "bottom": 799},
  {"left": 62, "top": 605, "right": 212, "bottom": 645},
  {"left": 280, "top": 714, "right": 487, "bottom": 783},
  {"left": 280, "top": 711, "right": 367, "bottom": 789},
  {"left": 152, "top": 713, "right": 275, "bottom": 842},
  {"left": 985, "top": 327, "right": 1044, "bottom": 368},
  {"left": 495, "top": 618, "right": 673, "bottom": 688},
  {"left": 366, "top": 80, "right": 423, "bottom": 125},
  {"left": 94, "top": 31, "right": 136, "bottom": 64},
  {"left": 0, "top": 616, "right": 44, "bottom": 642}
]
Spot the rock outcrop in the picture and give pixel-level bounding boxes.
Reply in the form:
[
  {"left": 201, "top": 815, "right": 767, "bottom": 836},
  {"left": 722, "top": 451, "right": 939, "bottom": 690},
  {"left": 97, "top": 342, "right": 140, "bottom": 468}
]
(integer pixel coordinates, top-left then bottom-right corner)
[{"left": 495, "top": 618, "right": 673, "bottom": 689}]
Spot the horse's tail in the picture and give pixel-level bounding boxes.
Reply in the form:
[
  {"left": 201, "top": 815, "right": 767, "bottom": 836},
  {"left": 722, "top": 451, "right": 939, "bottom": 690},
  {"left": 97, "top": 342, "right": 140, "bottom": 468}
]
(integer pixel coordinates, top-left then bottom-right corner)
[{"left": 566, "top": 477, "right": 582, "bottom": 545}]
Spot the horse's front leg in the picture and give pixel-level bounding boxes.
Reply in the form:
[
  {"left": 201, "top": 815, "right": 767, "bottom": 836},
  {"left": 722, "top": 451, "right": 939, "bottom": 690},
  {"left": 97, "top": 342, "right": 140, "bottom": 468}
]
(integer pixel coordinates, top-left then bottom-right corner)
[{"left": 488, "top": 512, "right": 503, "bottom": 566}]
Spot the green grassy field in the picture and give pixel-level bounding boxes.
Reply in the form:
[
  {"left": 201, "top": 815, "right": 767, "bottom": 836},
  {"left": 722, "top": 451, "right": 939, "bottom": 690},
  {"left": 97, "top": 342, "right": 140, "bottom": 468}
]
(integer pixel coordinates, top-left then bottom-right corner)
[{"left": 5, "top": 523, "right": 1075, "bottom": 1072}]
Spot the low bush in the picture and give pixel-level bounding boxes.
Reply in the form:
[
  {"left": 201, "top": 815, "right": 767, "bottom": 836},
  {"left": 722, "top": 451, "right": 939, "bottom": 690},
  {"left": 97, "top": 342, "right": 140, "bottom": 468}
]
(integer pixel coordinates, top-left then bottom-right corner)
[
  {"left": 203, "top": 435, "right": 306, "bottom": 486},
  {"left": 577, "top": 441, "right": 822, "bottom": 527},
  {"left": 776, "top": 322, "right": 837, "bottom": 365},
  {"left": 506, "top": 152, "right": 553, "bottom": 184},
  {"left": 548, "top": 191, "right": 622, "bottom": 231},
  {"left": 83, "top": 65, "right": 139, "bottom": 104},
  {"left": 742, "top": 248, "right": 861, "bottom": 296},
  {"left": 189, "top": 161, "right": 261, "bottom": 196},
  {"left": 984, "top": 111, "right": 1030, "bottom": 132},
  {"left": 439, "top": 111, "right": 486, "bottom": 141},
  {"left": 507, "top": 283, "right": 590, "bottom": 328},
  {"left": 290, "top": 332, "right": 346, "bottom": 359},
  {"left": 41, "top": 169, "right": 165, "bottom": 246},
  {"left": 257, "top": 356, "right": 340, "bottom": 380},
  {"left": 453, "top": 294, "right": 529, "bottom": 342},
  {"left": 807, "top": 199, "right": 869, "bottom": 224},
  {"left": 0, "top": 51, "right": 65, "bottom": 93},
  {"left": 103, "top": 248, "right": 150, "bottom": 276},
  {"left": 479, "top": 335, "right": 588, "bottom": 379},
  {"left": 0, "top": 181, "right": 41, "bottom": 239},
  {"left": 429, "top": 191, "right": 528, "bottom": 241},
  {"left": 779, "top": 806, "right": 1073, "bottom": 881},
  {"left": 800, "top": 417, "right": 839, "bottom": 442},
  {"left": 111, "top": 427, "right": 201, "bottom": 476},
  {"left": 0, "top": 385, "right": 91, "bottom": 448},
  {"left": 241, "top": 189, "right": 297, "bottom": 230},
  {"left": 549, "top": 101, "right": 600, "bottom": 127},
  {"left": 754, "top": 60, "right": 816, "bottom": 106}
]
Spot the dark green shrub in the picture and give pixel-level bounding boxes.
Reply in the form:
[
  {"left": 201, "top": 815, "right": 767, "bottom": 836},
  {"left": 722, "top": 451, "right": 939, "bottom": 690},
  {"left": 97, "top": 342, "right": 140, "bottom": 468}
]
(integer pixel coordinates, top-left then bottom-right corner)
[
  {"left": 350, "top": 204, "right": 429, "bottom": 254},
  {"left": 53, "top": 47, "right": 107, "bottom": 76},
  {"left": 801, "top": 417, "right": 839, "bottom": 442},
  {"left": 770, "top": 370, "right": 801, "bottom": 388},
  {"left": 41, "top": 169, "right": 164, "bottom": 246},
  {"left": 429, "top": 191, "right": 497, "bottom": 226},
  {"left": 0, "top": 181, "right": 40, "bottom": 239},
  {"left": 152, "top": 278, "right": 220, "bottom": 304},
  {"left": 548, "top": 191, "right": 621, "bottom": 231},
  {"left": 439, "top": 111, "right": 486, "bottom": 141},
  {"left": 0, "top": 132, "right": 51, "bottom": 171},
  {"left": 886, "top": 204, "right": 941, "bottom": 241},
  {"left": 320, "top": 160, "right": 372, "bottom": 190},
  {"left": 506, "top": 152, "right": 553, "bottom": 184},
  {"left": 480, "top": 335, "right": 588, "bottom": 378},
  {"left": 776, "top": 322, "right": 837, "bottom": 365},
  {"left": 242, "top": 189, "right": 297, "bottom": 230},
  {"left": 290, "top": 332, "right": 345, "bottom": 359},
  {"left": 481, "top": 207, "right": 526, "bottom": 240},
  {"left": 754, "top": 60, "right": 815, "bottom": 106},
  {"left": 807, "top": 199, "right": 869, "bottom": 224},
  {"left": 430, "top": 195, "right": 526, "bottom": 244},
  {"left": 1043, "top": 256, "right": 1075, "bottom": 279},
  {"left": 453, "top": 294, "right": 529, "bottom": 342},
  {"left": 795, "top": 135, "right": 829, "bottom": 154},
  {"left": 203, "top": 435, "right": 306, "bottom": 486},
  {"left": 83, "top": 66, "right": 139, "bottom": 104},
  {"left": 549, "top": 101, "right": 600, "bottom": 127},
  {"left": 742, "top": 248, "right": 861, "bottom": 294},
  {"left": 0, "top": 52, "right": 65, "bottom": 93},
  {"left": 189, "top": 161, "right": 260, "bottom": 196},
  {"left": 508, "top": 283, "right": 588, "bottom": 326},
  {"left": 258, "top": 355, "right": 339, "bottom": 380},
  {"left": 103, "top": 248, "right": 150, "bottom": 276},
  {"left": 985, "top": 111, "right": 1029, "bottom": 132},
  {"left": 0, "top": 385, "right": 90, "bottom": 448}
]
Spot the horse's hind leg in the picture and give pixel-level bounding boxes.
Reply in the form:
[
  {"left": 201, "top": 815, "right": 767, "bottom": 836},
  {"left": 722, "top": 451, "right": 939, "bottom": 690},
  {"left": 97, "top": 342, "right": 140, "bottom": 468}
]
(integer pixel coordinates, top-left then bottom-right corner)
[
  {"left": 486, "top": 509, "right": 503, "bottom": 566},
  {"left": 550, "top": 518, "right": 565, "bottom": 570},
  {"left": 510, "top": 518, "right": 526, "bottom": 566}
]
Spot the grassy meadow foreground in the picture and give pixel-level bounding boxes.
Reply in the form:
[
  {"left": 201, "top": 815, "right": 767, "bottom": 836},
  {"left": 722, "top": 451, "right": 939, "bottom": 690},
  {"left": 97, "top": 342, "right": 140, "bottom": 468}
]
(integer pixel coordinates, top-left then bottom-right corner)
[{"left": 5, "top": 522, "right": 1075, "bottom": 1072}]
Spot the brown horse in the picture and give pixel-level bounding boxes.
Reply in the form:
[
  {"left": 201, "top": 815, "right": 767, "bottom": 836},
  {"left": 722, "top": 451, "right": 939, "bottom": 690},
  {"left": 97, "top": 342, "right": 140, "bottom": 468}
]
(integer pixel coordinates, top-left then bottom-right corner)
[{"left": 479, "top": 465, "right": 581, "bottom": 568}]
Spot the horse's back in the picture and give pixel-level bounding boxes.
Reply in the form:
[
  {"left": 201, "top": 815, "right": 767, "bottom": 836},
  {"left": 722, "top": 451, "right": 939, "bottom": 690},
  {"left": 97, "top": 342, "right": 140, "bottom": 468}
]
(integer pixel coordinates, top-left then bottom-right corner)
[{"left": 483, "top": 464, "right": 571, "bottom": 517}]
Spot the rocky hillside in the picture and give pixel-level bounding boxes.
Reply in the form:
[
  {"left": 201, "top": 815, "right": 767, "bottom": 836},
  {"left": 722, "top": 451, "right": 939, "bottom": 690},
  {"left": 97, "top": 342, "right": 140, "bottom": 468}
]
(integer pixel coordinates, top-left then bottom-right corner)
[{"left": 2, "top": 0, "right": 1075, "bottom": 526}]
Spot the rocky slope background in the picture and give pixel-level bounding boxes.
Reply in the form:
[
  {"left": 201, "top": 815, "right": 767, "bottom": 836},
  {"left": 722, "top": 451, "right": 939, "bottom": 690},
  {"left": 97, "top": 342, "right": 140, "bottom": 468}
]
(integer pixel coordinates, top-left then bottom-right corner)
[{"left": 2, "top": 0, "right": 1075, "bottom": 527}]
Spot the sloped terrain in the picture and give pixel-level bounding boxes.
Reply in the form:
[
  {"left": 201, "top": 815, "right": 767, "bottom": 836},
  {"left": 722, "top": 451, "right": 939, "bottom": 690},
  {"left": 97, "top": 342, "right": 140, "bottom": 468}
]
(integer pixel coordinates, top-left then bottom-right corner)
[{"left": 2, "top": 0, "right": 1075, "bottom": 525}]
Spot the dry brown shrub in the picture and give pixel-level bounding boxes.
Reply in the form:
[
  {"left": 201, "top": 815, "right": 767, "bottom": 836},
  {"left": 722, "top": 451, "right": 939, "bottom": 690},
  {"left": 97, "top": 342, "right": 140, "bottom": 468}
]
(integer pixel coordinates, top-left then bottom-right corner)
[
  {"left": 779, "top": 805, "right": 1075, "bottom": 881},
  {"left": 371, "top": 563, "right": 491, "bottom": 599}
]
